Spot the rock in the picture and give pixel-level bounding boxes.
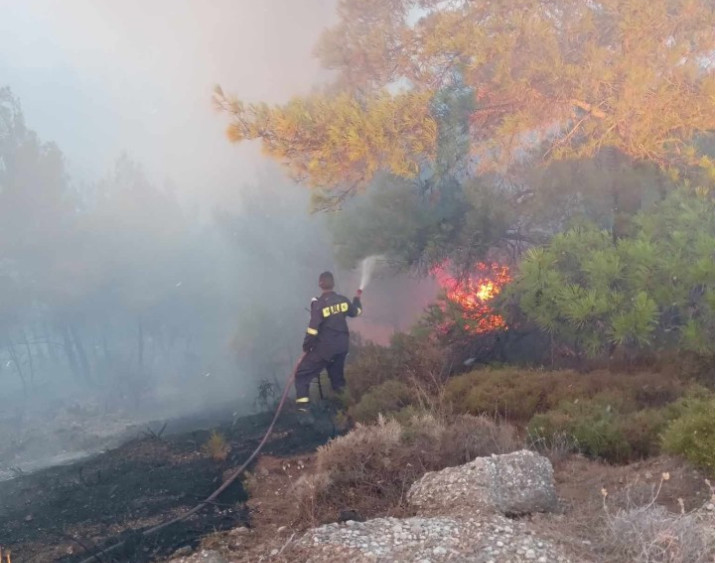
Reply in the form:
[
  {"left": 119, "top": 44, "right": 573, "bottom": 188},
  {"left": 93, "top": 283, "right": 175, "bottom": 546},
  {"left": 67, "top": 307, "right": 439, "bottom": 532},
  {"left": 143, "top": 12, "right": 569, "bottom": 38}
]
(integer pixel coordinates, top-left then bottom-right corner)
[{"left": 408, "top": 449, "right": 557, "bottom": 515}]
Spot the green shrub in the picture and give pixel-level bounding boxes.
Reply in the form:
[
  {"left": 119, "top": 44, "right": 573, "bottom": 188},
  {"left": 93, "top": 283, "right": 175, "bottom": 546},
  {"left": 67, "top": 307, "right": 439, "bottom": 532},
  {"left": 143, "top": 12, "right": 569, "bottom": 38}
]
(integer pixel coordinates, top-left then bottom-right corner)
[
  {"left": 661, "top": 395, "right": 715, "bottom": 472},
  {"left": 348, "top": 379, "right": 415, "bottom": 423},
  {"left": 446, "top": 367, "right": 689, "bottom": 424},
  {"left": 617, "top": 408, "right": 671, "bottom": 458},
  {"left": 446, "top": 368, "right": 573, "bottom": 421},
  {"left": 528, "top": 393, "right": 635, "bottom": 463},
  {"left": 343, "top": 333, "right": 445, "bottom": 407}
]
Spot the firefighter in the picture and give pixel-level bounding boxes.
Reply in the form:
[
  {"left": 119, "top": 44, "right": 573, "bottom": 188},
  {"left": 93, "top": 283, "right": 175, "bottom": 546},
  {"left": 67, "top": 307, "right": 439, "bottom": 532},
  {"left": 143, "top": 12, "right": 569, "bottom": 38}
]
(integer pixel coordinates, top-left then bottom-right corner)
[{"left": 295, "top": 271, "right": 362, "bottom": 411}]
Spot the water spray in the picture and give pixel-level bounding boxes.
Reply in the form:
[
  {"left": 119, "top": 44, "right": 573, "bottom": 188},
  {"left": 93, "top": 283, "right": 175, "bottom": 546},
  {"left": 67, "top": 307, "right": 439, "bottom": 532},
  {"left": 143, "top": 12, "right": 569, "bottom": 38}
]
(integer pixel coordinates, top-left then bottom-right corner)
[{"left": 358, "top": 255, "right": 383, "bottom": 292}]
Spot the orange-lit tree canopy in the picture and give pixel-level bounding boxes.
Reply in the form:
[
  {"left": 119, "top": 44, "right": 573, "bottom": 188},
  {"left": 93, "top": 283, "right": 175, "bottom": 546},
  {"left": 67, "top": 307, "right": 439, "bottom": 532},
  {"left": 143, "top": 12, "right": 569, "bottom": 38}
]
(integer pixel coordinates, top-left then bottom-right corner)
[
  {"left": 216, "top": 0, "right": 715, "bottom": 208},
  {"left": 429, "top": 262, "right": 512, "bottom": 336}
]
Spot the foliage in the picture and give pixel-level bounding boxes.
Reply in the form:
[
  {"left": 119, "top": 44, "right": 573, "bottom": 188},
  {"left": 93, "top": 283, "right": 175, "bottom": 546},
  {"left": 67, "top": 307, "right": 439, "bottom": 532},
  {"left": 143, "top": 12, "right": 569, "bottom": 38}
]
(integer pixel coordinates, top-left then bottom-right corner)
[
  {"left": 213, "top": 88, "right": 437, "bottom": 209},
  {"left": 217, "top": 0, "right": 714, "bottom": 205},
  {"left": 343, "top": 331, "right": 446, "bottom": 407},
  {"left": 528, "top": 394, "right": 637, "bottom": 463},
  {"left": 619, "top": 409, "right": 673, "bottom": 459},
  {"left": 526, "top": 383, "right": 714, "bottom": 465},
  {"left": 661, "top": 396, "right": 715, "bottom": 472},
  {"left": 507, "top": 189, "right": 715, "bottom": 358},
  {"left": 347, "top": 379, "right": 414, "bottom": 423},
  {"left": 445, "top": 367, "right": 687, "bottom": 423}
]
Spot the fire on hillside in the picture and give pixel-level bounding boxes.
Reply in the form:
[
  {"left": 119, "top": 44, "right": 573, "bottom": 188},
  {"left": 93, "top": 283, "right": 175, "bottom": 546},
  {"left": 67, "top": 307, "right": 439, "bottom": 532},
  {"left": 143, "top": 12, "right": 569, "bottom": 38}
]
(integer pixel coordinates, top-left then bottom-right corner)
[{"left": 431, "top": 262, "right": 511, "bottom": 334}]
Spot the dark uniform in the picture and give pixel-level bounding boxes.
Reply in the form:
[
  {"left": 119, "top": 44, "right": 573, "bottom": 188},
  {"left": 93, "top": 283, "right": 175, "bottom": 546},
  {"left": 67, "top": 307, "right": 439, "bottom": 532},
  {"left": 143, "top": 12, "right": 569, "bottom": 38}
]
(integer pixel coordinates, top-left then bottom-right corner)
[{"left": 295, "top": 290, "right": 362, "bottom": 405}]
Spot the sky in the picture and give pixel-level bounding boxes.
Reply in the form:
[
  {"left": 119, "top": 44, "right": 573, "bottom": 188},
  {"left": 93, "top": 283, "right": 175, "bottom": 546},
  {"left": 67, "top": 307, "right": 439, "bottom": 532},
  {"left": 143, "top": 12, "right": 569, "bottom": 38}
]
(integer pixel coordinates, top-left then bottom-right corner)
[{"left": 0, "top": 0, "right": 337, "bottom": 207}]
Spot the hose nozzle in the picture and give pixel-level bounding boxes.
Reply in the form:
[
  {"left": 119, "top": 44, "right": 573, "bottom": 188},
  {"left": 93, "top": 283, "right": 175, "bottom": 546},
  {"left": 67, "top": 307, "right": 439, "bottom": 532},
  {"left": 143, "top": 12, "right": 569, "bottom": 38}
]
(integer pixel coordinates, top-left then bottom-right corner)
[{"left": 356, "top": 288, "right": 363, "bottom": 297}]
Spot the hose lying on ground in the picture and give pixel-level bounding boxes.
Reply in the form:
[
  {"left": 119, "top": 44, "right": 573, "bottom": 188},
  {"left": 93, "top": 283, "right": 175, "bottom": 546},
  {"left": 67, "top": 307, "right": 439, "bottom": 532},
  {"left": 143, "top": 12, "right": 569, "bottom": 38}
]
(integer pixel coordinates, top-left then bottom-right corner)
[{"left": 78, "top": 353, "right": 306, "bottom": 563}]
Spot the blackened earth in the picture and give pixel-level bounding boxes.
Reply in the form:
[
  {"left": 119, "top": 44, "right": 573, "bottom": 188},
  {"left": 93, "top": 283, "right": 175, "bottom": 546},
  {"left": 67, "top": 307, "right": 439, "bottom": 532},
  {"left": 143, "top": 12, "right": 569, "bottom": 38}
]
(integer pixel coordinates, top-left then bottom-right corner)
[{"left": 0, "top": 405, "right": 336, "bottom": 562}]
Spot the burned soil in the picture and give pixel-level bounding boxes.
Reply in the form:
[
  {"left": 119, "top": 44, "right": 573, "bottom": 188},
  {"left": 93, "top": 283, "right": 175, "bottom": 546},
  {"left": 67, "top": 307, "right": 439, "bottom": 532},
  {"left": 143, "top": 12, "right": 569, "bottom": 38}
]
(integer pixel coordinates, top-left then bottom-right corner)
[{"left": 0, "top": 405, "right": 335, "bottom": 562}]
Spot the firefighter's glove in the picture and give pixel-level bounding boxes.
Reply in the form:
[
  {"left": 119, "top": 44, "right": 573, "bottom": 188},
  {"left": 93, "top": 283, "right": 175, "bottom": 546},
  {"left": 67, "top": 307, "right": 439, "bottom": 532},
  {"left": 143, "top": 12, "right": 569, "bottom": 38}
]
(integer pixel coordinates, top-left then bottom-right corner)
[{"left": 303, "top": 333, "right": 317, "bottom": 353}]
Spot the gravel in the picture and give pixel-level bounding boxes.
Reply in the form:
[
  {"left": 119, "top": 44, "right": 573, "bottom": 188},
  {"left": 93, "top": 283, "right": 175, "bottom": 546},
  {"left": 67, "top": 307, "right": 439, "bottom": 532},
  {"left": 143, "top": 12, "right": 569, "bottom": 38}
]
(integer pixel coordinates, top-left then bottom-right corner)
[{"left": 299, "top": 514, "right": 574, "bottom": 562}]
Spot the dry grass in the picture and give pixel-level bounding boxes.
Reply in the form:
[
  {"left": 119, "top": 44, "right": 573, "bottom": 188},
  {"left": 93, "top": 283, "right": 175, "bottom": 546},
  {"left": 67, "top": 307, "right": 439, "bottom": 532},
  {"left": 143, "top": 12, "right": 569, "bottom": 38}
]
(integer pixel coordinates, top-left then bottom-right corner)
[
  {"left": 526, "top": 455, "right": 715, "bottom": 563},
  {"left": 289, "top": 413, "right": 520, "bottom": 525},
  {"left": 599, "top": 476, "right": 715, "bottom": 562},
  {"left": 527, "top": 429, "right": 581, "bottom": 468},
  {"left": 202, "top": 430, "right": 230, "bottom": 462}
]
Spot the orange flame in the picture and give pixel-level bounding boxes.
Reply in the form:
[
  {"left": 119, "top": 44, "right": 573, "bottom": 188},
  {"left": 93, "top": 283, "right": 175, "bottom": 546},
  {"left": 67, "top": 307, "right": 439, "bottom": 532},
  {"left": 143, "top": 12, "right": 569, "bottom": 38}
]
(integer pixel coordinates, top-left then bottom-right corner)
[{"left": 431, "top": 262, "right": 511, "bottom": 334}]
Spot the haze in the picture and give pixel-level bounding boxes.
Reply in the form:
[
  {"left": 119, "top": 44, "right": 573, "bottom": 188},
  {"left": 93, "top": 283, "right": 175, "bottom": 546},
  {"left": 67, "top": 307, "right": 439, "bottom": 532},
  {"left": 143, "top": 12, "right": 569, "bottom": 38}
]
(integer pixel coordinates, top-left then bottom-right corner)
[{"left": 0, "top": 0, "right": 435, "bottom": 478}]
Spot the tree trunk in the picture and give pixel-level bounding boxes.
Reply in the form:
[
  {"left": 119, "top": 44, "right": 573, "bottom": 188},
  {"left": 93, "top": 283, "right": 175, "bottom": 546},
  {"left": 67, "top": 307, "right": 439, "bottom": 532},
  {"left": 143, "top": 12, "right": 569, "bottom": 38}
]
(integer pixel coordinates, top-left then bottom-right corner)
[
  {"left": 44, "top": 322, "right": 60, "bottom": 363},
  {"left": 101, "top": 321, "right": 111, "bottom": 363},
  {"left": 6, "top": 334, "right": 27, "bottom": 397},
  {"left": 31, "top": 325, "right": 47, "bottom": 363},
  {"left": 137, "top": 317, "right": 144, "bottom": 371},
  {"left": 61, "top": 324, "right": 82, "bottom": 381},
  {"left": 20, "top": 327, "right": 35, "bottom": 391},
  {"left": 69, "top": 323, "right": 92, "bottom": 384}
]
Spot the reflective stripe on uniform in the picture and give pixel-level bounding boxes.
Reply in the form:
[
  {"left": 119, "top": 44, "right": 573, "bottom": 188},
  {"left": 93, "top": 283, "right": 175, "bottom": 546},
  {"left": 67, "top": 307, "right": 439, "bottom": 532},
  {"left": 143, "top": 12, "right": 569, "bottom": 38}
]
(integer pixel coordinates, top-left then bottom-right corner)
[
  {"left": 306, "top": 327, "right": 318, "bottom": 335},
  {"left": 296, "top": 397, "right": 310, "bottom": 403},
  {"left": 356, "top": 308, "right": 362, "bottom": 316}
]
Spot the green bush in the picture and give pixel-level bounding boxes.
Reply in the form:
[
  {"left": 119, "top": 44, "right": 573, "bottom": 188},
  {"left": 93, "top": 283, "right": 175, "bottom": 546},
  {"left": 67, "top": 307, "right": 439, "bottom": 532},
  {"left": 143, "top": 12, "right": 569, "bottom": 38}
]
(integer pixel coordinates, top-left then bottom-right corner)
[
  {"left": 344, "top": 333, "right": 445, "bottom": 407},
  {"left": 528, "top": 393, "right": 636, "bottom": 463},
  {"left": 506, "top": 189, "right": 715, "bottom": 359},
  {"left": 661, "top": 395, "right": 715, "bottom": 472},
  {"left": 348, "top": 379, "right": 415, "bottom": 423},
  {"left": 446, "top": 368, "right": 576, "bottom": 421},
  {"left": 446, "top": 367, "right": 689, "bottom": 424},
  {"left": 617, "top": 408, "right": 671, "bottom": 458}
]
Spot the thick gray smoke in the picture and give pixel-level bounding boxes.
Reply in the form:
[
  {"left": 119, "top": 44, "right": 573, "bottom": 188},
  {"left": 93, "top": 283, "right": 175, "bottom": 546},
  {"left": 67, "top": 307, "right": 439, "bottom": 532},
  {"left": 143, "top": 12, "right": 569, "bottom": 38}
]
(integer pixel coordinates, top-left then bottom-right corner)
[
  {"left": 0, "top": 1, "right": 437, "bottom": 479},
  {"left": 0, "top": 0, "right": 344, "bottom": 477}
]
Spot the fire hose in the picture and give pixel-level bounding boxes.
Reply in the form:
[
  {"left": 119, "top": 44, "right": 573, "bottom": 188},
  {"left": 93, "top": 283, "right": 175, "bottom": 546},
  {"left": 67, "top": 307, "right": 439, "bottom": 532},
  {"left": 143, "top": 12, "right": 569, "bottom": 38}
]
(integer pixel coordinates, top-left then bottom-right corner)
[{"left": 78, "top": 352, "right": 306, "bottom": 563}]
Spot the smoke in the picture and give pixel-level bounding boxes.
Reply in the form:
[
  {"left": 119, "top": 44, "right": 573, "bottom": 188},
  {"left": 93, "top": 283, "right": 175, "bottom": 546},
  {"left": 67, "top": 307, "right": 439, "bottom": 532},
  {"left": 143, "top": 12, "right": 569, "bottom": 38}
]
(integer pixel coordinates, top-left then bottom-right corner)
[
  {"left": 0, "top": 1, "right": 344, "bottom": 477},
  {"left": 0, "top": 0, "right": 441, "bottom": 479}
]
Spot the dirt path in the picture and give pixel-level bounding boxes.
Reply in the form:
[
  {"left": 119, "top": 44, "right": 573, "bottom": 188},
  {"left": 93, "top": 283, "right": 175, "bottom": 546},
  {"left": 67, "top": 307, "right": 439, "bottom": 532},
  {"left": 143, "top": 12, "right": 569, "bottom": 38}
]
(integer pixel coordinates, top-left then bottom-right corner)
[{"left": 0, "top": 407, "right": 335, "bottom": 563}]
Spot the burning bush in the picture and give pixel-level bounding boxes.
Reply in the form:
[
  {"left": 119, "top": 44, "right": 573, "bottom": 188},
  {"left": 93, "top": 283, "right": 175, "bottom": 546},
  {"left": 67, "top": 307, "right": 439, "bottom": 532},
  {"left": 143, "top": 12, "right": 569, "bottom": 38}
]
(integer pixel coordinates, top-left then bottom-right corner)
[{"left": 426, "top": 261, "right": 511, "bottom": 337}]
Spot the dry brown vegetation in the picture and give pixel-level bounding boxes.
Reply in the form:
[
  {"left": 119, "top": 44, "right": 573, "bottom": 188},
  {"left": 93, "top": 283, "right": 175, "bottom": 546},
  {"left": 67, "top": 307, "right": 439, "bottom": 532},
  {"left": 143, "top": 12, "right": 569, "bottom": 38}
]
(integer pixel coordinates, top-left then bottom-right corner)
[
  {"left": 201, "top": 430, "right": 230, "bottom": 462},
  {"left": 173, "top": 422, "right": 714, "bottom": 563},
  {"left": 290, "top": 413, "right": 520, "bottom": 525}
]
